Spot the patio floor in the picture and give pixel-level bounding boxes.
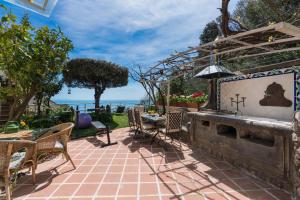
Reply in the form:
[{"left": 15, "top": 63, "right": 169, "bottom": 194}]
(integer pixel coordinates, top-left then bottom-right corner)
[{"left": 12, "top": 127, "right": 290, "bottom": 200}]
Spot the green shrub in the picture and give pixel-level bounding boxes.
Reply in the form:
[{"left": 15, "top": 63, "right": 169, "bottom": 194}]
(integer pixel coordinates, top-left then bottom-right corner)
[
  {"left": 31, "top": 117, "right": 57, "bottom": 128},
  {"left": 20, "top": 105, "right": 75, "bottom": 129},
  {"left": 116, "top": 106, "right": 125, "bottom": 113},
  {"left": 89, "top": 112, "right": 112, "bottom": 125},
  {"left": 170, "top": 94, "right": 208, "bottom": 104}
]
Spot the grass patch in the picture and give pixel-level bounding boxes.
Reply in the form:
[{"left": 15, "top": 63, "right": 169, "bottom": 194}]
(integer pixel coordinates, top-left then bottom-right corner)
[
  {"left": 110, "top": 113, "right": 128, "bottom": 129},
  {"left": 71, "top": 127, "right": 97, "bottom": 139},
  {"left": 71, "top": 113, "right": 128, "bottom": 139}
]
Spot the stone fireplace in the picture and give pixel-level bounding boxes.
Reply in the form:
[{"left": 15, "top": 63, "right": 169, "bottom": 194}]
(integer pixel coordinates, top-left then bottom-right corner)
[{"left": 188, "top": 67, "right": 300, "bottom": 191}]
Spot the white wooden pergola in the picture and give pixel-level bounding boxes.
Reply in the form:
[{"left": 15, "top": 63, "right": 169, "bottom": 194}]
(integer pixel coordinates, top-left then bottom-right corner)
[
  {"left": 4, "top": 0, "right": 58, "bottom": 17},
  {"left": 141, "top": 22, "right": 300, "bottom": 112}
]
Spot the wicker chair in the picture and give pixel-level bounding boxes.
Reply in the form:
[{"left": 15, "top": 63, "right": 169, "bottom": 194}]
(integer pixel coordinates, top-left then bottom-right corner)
[
  {"left": 134, "top": 106, "right": 144, "bottom": 114},
  {"left": 128, "top": 109, "right": 136, "bottom": 131},
  {"left": 0, "top": 140, "right": 37, "bottom": 200},
  {"left": 133, "top": 109, "right": 155, "bottom": 138},
  {"left": 158, "top": 112, "right": 183, "bottom": 146},
  {"left": 35, "top": 123, "right": 75, "bottom": 169}
]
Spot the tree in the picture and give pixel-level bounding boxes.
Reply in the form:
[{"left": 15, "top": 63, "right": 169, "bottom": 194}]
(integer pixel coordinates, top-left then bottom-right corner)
[
  {"left": 35, "top": 77, "right": 63, "bottom": 116},
  {"left": 197, "top": 0, "right": 300, "bottom": 72},
  {"left": 234, "top": 0, "right": 300, "bottom": 28},
  {"left": 129, "top": 65, "right": 167, "bottom": 114},
  {"left": 64, "top": 59, "right": 128, "bottom": 113},
  {"left": 199, "top": 21, "right": 220, "bottom": 44},
  {"left": 0, "top": 6, "right": 73, "bottom": 120}
]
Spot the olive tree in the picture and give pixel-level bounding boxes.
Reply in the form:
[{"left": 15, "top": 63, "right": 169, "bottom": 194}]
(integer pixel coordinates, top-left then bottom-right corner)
[
  {"left": 63, "top": 59, "right": 128, "bottom": 113},
  {"left": 0, "top": 6, "right": 73, "bottom": 120}
]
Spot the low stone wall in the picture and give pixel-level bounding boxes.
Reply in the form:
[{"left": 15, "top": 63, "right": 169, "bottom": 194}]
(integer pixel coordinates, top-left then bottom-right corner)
[{"left": 187, "top": 111, "right": 293, "bottom": 190}]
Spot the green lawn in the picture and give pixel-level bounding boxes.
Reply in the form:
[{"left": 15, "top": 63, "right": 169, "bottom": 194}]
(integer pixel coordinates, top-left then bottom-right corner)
[{"left": 71, "top": 113, "right": 128, "bottom": 139}]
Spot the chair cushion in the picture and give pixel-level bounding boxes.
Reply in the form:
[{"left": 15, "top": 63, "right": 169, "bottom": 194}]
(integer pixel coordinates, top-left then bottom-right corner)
[
  {"left": 0, "top": 137, "right": 20, "bottom": 141},
  {"left": 181, "top": 126, "right": 188, "bottom": 132},
  {"left": 142, "top": 123, "right": 155, "bottom": 130},
  {"left": 54, "top": 141, "right": 64, "bottom": 149},
  {"left": 9, "top": 152, "right": 26, "bottom": 170},
  {"left": 31, "top": 128, "right": 51, "bottom": 140},
  {"left": 158, "top": 128, "right": 166, "bottom": 133},
  {"left": 159, "top": 128, "right": 180, "bottom": 133}
]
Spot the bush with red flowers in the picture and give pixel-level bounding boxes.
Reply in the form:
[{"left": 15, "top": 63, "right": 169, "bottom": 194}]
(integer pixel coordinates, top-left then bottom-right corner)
[{"left": 191, "top": 91, "right": 204, "bottom": 98}]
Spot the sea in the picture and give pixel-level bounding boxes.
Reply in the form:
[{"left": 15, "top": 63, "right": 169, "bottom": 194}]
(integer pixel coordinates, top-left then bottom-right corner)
[{"left": 53, "top": 99, "right": 141, "bottom": 112}]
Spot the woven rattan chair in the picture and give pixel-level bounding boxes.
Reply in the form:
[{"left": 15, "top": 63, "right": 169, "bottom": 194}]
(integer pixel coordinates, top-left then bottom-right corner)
[
  {"left": 133, "top": 109, "right": 155, "bottom": 138},
  {"left": 0, "top": 140, "right": 37, "bottom": 200},
  {"left": 158, "top": 112, "right": 183, "bottom": 147},
  {"left": 35, "top": 122, "right": 75, "bottom": 169},
  {"left": 134, "top": 106, "right": 144, "bottom": 114},
  {"left": 128, "top": 109, "right": 136, "bottom": 131}
]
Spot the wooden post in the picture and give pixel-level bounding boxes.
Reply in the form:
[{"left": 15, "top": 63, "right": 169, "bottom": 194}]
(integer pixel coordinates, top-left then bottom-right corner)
[
  {"left": 166, "top": 80, "right": 170, "bottom": 114},
  {"left": 205, "top": 78, "right": 218, "bottom": 110},
  {"left": 75, "top": 105, "right": 80, "bottom": 128}
]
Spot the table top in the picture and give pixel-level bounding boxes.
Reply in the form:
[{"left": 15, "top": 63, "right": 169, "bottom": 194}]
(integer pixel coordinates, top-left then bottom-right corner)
[
  {"left": 91, "top": 121, "right": 106, "bottom": 130},
  {"left": 189, "top": 111, "right": 292, "bottom": 131},
  {"left": 142, "top": 114, "right": 165, "bottom": 122},
  {"left": 0, "top": 130, "right": 33, "bottom": 140}
]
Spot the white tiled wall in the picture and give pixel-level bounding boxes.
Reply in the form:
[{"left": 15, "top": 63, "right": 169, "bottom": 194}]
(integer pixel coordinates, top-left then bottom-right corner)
[{"left": 220, "top": 73, "right": 294, "bottom": 121}]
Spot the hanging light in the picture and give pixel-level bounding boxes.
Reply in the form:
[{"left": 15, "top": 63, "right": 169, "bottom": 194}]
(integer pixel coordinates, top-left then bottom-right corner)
[{"left": 68, "top": 88, "right": 71, "bottom": 95}]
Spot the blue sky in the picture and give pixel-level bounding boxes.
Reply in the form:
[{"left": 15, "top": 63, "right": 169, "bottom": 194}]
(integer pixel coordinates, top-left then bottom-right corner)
[{"left": 1, "top": 0, "right": 238, "bottom": 101}]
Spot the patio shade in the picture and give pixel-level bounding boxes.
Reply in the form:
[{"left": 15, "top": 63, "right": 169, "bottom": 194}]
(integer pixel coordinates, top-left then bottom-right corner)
[
  {"left": 194, "top": 65, "right": 234, "bottom": 79},
  {"left": 4, "top": 0, "right": 58, "bottom": 17}
]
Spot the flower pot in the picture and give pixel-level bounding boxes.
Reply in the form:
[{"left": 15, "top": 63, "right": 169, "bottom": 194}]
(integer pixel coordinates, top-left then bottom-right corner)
[
  {"left": 172, "top": 102, "right": 187, "bottom": 107},
  {"left": 187, "top": 102, "right": 198, "bottom": 108}
]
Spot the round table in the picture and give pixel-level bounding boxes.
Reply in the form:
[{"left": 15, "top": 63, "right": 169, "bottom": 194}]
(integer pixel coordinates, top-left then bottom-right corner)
[{"left": 0, "top": 130, "right": 33, "bottom": 140}]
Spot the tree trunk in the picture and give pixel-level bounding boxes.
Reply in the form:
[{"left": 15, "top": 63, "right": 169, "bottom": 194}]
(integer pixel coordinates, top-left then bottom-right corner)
[
  {"left": 8, "top": 87, "right": 36, "bottom": 121},
  {"left": 94, "top": 86, "right": 105, "bottom": 115},
  {"left": 94, "top": 87, "right": 101, "bottom": 115},
  {"left": 37, "top": 98, "right": 42, "bottom": 117},
  {"left": 8, "top": 98, "right": 18, "bottom": 121},
  {"left": 221, "top": 0, "right": 231, "bottom": 37}
]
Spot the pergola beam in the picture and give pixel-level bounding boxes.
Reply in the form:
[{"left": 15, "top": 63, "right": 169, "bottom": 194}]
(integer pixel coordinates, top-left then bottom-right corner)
[
  {"left": 276, "top": 22, "right": 300, "bottom": 38},
  {"left": 141, "top": 22, "right": 300, "bottom": 81},
  {"left": 241, "top": 58, "right": 300, "bottom": 74}
]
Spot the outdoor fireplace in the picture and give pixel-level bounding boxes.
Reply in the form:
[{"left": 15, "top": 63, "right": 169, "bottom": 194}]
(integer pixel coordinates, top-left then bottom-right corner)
[{"left": 188, "top": 67, "right": 299, "bottom": 189}]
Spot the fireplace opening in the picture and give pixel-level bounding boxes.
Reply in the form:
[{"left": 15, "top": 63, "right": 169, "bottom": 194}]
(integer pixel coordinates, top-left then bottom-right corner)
[
  {"left": 201, "top": 120, "right": 210, "bottom": 127},
  {"left": 241, "top": 131, "right": 274, "bottom": 147},
  {"left": 217, "top": 124, "right": 237, "bottom": 139}
]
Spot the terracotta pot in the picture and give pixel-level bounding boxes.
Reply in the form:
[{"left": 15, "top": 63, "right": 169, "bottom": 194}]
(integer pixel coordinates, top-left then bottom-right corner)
[
  {"left": 174, "top": 102, "right": 187, "bottom": 107},
  {"left": 186, "top": 102, "right": 198, "bottom": 108}
]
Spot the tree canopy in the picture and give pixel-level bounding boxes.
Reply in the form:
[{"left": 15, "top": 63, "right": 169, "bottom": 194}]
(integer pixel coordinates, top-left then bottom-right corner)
[
  {"left": 198, "top": 0, "right": 300, "bottom": 72},
  {"left": 199, "top": 20, "right": 220, "bottom": 44},
  {"left": 64, "top": 58, "right": 128, "bottom": 111},
  {"left": 0, "top": 6, "right": 73, "bottom": 120}
]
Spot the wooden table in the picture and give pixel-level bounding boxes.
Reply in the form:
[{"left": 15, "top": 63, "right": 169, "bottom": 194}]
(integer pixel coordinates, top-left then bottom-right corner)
[
  {"left": 141, "top": 114, "right": 165, "bottom": 144},
  {"left": 0, "top": 130, "right": 33, "bottom": 140}
]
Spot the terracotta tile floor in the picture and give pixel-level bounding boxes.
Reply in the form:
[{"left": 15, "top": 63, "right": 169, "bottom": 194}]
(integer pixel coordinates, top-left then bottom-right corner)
[{"left": 11, "top": 127, "right": 290, "bottom": 200}]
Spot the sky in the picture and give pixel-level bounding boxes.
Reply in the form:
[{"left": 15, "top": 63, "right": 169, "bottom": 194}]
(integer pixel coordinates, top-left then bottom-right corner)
[{"left": 1, "top": 0, "right": 238, "bottom": 101}]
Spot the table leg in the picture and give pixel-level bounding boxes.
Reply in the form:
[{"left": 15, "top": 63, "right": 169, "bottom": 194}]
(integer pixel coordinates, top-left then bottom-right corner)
[
  {"left": 101, "top": 127, "right": 117, "bottom": 148},
  {"left": 150, "top": 130, "right": 159, "bottom": 145}
]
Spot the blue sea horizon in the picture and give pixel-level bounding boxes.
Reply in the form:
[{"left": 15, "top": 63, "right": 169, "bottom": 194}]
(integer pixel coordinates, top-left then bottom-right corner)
[{"left": 53, "top": 99, "right": 141, "bottom": 112}]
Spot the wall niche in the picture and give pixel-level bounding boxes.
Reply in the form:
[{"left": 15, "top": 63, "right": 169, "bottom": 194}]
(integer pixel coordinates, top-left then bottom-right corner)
[
  {"left": 217, "top": 124, "right": 237, "bottom": 139},
  {"left": 240, "top": 130, "right": 275, "bottom": 147},
  {"left": 201, "top": 120, "right": 210, "bottom": 127}
]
